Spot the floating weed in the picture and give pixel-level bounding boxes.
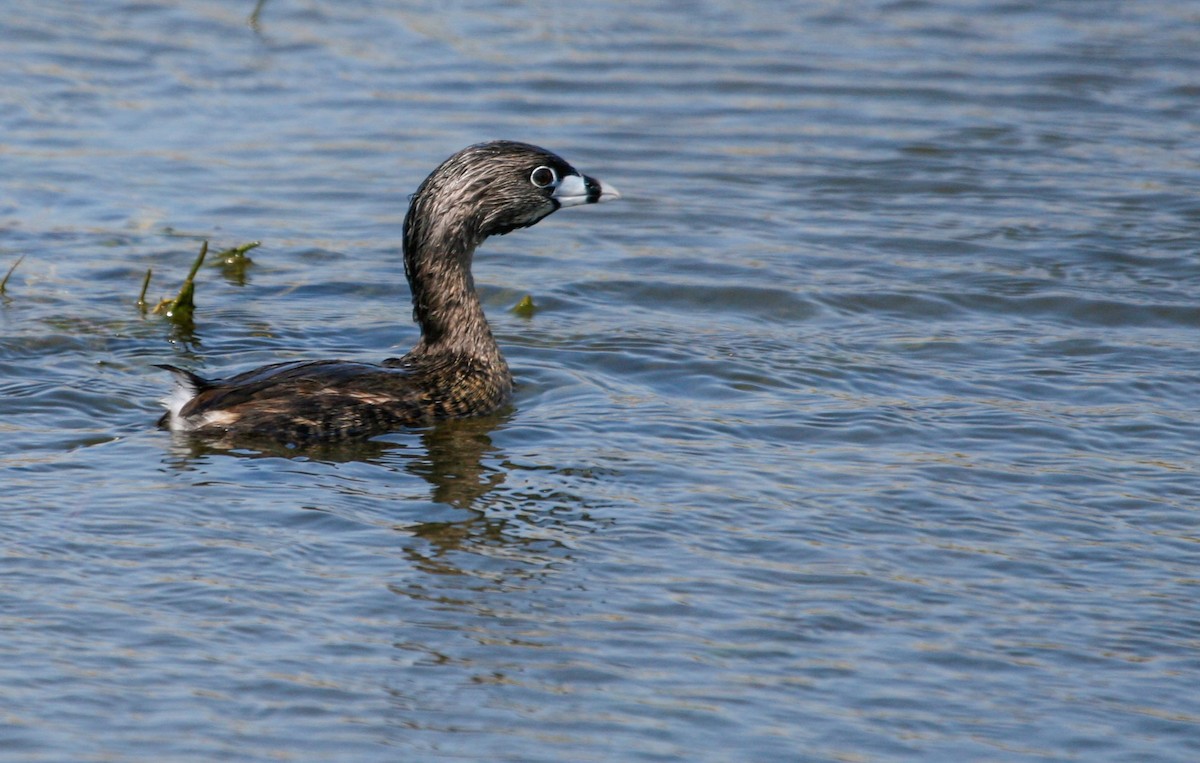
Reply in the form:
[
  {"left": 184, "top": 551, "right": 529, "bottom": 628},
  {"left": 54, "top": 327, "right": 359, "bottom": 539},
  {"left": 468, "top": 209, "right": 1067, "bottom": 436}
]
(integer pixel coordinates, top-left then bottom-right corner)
[
  {"left": 249, "top": 0, "right": 270, "bottom": 32},
  {"left": 137, "top": 268, "right": 153, "bottom": 313},
  {"left": 153, "top": 240, "right": 208, "bottom": 328},
  {"left": 511, "top": 294, "right": 538, "bottom": 318},
  {"left": 1, "top": 255, "right": 25, "bottom": 295},
  {"left": 161, "top": 226, "right": 209, "bottom": 240},
  {"left": 213, "top": 240, "right": 259, "bottom": 285}
]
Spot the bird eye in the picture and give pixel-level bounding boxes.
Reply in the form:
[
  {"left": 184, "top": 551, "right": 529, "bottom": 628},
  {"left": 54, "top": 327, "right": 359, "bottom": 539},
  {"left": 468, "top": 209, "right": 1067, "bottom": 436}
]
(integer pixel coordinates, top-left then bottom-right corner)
[{"left": 530, "top": 166, "right": 558, "bottom": 188}]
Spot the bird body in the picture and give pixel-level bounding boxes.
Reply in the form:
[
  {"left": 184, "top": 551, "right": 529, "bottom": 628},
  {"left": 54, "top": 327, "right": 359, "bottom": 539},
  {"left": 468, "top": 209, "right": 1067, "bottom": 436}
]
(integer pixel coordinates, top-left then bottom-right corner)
[{"left": 158, "top": 141, "right": 618, "bottom": 444}]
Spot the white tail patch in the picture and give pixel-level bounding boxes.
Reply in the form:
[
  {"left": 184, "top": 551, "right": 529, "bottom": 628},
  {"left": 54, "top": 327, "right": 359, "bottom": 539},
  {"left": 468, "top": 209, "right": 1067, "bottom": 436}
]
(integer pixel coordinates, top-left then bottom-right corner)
[{"left": 160, "top": 373, "right": 199, "bottom": 432}]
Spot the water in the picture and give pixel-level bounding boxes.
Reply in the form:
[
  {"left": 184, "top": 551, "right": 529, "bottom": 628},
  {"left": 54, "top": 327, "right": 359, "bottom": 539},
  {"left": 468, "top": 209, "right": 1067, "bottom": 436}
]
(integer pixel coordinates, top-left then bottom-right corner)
[{"left": 3, "top": 1, "right": 1200, "bottom": 760}]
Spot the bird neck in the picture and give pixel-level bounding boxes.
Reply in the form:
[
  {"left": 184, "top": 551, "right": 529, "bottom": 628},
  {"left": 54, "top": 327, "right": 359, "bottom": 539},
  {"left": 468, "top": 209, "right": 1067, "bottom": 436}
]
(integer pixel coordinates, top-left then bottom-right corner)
[{"left": 402, "top": 217, "right": 503, "bottom": 362}]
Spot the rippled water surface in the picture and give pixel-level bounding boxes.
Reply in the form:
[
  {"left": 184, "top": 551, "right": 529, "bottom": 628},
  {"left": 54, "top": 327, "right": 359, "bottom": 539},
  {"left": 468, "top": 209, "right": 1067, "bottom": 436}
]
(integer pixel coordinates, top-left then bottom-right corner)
[{"left": 4, "top": 1, "right": 1200, "bottom": 760}]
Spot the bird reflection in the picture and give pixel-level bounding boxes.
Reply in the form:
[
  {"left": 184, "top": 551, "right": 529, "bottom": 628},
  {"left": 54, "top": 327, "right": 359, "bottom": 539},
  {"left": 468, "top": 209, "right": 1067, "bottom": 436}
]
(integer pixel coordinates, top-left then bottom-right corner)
[
  {"left": 402, "top": 413, "right": 509, "bottom": 509},
  {"left": 161, "top": 409, "right": 511, "bottom": 512},
  {"left": 161, "top": 409, "right": 600, "bottom": 574}
]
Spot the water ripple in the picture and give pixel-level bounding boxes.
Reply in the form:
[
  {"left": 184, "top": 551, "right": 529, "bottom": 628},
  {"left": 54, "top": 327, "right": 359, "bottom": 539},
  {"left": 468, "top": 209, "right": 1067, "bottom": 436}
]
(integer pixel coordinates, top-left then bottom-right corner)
[{"left": 3, "top": 1, "right": 1200, "bottom": 761}]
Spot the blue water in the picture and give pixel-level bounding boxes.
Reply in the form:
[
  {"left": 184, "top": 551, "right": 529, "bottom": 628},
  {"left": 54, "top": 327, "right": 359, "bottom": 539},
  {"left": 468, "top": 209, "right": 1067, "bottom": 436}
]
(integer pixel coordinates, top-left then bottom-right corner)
[{"left": 3, "top": 1, "right": 1200, "bottom": 761}]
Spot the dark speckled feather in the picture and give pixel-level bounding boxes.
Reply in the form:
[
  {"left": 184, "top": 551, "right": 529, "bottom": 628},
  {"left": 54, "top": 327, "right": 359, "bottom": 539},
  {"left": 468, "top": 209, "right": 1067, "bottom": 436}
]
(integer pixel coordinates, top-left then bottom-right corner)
[{"left": 156, "top": 141, "right": 619, "bottom": 446}]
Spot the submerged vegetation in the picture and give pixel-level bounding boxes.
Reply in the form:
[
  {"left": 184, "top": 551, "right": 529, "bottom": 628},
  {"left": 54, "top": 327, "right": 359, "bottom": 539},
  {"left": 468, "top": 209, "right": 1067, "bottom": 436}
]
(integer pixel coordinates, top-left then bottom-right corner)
[
  {"left": 1, "top": 255, "right": 25, "bottom": 295},
  {"left": 249, "top": 0, "right": 270, "bottom": 32},
  {"left": 511, "top": 294, "right": 538, "bottom": 318},
  {"left": 140, "top": 239, "right": 259, "bottom": 336},
  {"left": 213, "top": 240, "right": 259, "bottom": 285},
  {"left": 0, "top": 239, "right": 256, "bottom": 321},
  {"left": 151, "top": 240, "right": 208, "bottom": 325},
  {"left": 136, "top": 268, "right": 154, "bottom": 314}
]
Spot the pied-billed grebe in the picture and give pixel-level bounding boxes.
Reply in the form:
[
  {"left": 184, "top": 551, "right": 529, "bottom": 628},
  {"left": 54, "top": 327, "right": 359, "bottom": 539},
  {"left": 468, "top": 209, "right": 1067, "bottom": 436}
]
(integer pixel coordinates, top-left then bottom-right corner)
[{"left": 157, "top": 141, "right": 619, "bottom": 444}]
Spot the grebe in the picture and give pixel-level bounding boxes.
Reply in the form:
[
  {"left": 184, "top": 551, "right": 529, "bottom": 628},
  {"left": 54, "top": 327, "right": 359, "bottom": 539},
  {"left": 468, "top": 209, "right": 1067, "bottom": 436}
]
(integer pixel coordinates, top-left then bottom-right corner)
[{"left": 157, "top": 141, "right": 619, "bottom": 444}]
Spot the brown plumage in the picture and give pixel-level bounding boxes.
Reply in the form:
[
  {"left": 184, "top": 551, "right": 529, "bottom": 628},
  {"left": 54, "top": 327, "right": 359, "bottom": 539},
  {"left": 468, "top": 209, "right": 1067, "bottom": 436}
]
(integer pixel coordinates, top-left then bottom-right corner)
[{"left": 157, "top": 141, "right": 619, "bottom": 445}]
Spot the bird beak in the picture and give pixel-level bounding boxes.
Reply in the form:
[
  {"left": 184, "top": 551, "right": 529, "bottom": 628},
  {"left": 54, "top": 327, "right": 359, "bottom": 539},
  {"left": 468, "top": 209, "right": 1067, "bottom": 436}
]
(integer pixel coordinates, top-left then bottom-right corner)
[{"left": 553, "top": 173, "right": 621, "bottom": 208}]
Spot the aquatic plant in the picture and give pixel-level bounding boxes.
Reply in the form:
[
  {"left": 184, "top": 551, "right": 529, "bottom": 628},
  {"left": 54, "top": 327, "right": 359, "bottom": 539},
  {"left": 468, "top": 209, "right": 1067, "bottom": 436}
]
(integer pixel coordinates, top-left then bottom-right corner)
[
  {"left": 136, "top": 268, "right": 153, "bottom": 313},
  {"left": 0, "top": 255, "right": 25, "bottom": 295},
  {"left": 152, "top": 241, "right": 208, "bottom": 326},
  {"left": 212, "top": 240, "right": 259, "bottom": 285},
  {"left": 249, "top": 0, "right": 269, "bottom": 31},
  {"left": 511, "top": 294, "right": 538, "bottom": 318}
]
